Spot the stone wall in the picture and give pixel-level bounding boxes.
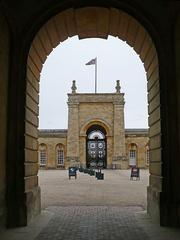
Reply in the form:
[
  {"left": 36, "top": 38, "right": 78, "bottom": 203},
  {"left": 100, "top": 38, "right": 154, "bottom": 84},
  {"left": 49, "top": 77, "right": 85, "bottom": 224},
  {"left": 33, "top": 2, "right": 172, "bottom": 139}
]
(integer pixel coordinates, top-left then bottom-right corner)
[
  {"left": 125, "top": 131, "right": 149, "bottom": 168},
  {"left": 38, "top": 129, "right": 149, "bottom": 169},
  {"left": 66, "top": 93, "right": 127, "bottom": 168},
  {"left": 38, "top": 130, "right": 67, "bottom": 169},
  {"left": 0, "top": 16, "right": 9, "bottom": 230}
]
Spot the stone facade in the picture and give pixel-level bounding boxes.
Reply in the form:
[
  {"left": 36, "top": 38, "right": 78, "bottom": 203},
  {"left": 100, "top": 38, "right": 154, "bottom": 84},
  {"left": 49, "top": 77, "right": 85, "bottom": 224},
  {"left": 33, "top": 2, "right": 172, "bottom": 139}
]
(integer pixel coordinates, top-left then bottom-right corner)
[
  {"left": 38, "top": 128, "right": 149, "bottom": 169},
  {"left": 38, "top": 85, "right": 149, "bottom": 169}
]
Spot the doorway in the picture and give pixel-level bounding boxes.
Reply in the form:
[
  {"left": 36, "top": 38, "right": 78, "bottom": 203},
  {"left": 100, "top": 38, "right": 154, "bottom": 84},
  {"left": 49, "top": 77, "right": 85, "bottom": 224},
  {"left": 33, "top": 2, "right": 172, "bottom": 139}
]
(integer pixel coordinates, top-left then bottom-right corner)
[{"left": 86, "top": 125, "right": 107, "bottom": 168}]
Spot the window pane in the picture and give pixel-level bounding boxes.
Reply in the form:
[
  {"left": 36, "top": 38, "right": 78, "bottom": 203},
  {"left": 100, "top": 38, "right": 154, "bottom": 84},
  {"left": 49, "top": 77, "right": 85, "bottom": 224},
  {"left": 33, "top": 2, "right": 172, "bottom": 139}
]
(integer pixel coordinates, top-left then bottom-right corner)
[
  {"left": 57, "top": 149, "right": 64, "bottom": 165},
  {"left": 40, "top": 150, "right": 46, "bottom": 165},
  {"left": 146, "top": 149, "right": 149, "bottom": 165},
  {"left": 129, "top": 150, "right": 136, "bottom": 158},
  {"left": 129, "top": 149, "right": 136, "bottom": 166}
]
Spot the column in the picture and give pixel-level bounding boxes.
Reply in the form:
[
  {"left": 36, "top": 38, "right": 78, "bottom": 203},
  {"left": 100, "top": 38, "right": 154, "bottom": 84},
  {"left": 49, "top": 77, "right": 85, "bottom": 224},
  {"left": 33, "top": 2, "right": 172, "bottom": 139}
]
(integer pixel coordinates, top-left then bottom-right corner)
[
  {"left": 113, "top": 100, "right": 127, "bottom": 169},
  {"left": 66, "top": 100, "right": 80, "bottom": 167},
  {"left": 79, "top": 136, "right": 86, "bottom": 168}
]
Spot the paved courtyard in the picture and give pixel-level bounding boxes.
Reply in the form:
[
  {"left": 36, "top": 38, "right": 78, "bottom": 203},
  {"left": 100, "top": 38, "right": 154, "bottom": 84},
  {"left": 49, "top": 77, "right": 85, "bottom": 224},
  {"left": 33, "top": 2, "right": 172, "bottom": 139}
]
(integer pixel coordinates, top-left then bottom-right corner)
[
  {"left": 35, "top": 206, "right": 148, "bottom": 240},
  {"left": 39, "top": 169, "right": 149, "bottom": 209},
  {"left": 1, "top": 169, "right": 180, "bottom": 240}
]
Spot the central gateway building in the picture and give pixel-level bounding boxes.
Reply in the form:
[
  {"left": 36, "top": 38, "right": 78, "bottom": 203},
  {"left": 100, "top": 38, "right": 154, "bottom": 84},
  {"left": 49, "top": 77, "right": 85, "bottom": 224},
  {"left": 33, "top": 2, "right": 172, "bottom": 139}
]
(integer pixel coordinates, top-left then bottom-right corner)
[
  {"left": 38, "top": 81, "right": 149, "bottom": 169},
  {"left": 67, "top": 81, "right": 127, "bottom": 169}
]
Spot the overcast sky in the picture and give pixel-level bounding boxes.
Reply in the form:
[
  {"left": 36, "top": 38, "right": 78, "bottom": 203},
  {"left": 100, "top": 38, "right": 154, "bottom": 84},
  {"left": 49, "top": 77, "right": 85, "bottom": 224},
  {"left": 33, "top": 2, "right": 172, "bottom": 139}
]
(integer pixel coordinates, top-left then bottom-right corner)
[{"left": 39, "top": 36, "right": 148, "bottom": 129}]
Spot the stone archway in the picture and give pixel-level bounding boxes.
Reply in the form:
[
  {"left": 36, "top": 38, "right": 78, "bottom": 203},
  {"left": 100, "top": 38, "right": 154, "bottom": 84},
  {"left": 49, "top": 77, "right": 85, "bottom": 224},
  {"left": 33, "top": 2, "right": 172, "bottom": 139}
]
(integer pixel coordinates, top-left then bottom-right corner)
[
  {"left": 80, "top": 119, "right": 112, "bottom": 137},
  {"left": 25, "top": 7, "right": 161, "bottom": 225}
]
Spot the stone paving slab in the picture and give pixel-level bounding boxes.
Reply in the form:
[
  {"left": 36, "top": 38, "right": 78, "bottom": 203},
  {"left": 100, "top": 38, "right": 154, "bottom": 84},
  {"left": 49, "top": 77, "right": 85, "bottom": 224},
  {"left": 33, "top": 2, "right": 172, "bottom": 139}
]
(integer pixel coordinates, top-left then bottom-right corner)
[
  {"left": 1, "top": 170, "right": 180, "bottom": 240},
  {"left": 35, "top": 206, "right": 149, "bottom": 240},
  {"left": 1, "top": 206, "right": 180, "bottom": 240}
]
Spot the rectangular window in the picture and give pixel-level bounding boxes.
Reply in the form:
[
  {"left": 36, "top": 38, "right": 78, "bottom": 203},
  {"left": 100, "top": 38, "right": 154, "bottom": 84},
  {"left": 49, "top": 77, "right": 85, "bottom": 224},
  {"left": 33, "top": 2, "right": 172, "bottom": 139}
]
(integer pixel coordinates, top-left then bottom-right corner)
[
  {"left": 40, "top": 150, "right": 46, "bottom": 165},
  {"left": 129, "top": 150, "right": 136, "bottom": 166},
  {"left": 129, "top": 150, "right": 136, "bottom": 158},
  {"left": 146, "top": 149, "right": 149, "bottom": 165},
  {"left": 57, "top": 149, "right": 64, "bottom": 165}
]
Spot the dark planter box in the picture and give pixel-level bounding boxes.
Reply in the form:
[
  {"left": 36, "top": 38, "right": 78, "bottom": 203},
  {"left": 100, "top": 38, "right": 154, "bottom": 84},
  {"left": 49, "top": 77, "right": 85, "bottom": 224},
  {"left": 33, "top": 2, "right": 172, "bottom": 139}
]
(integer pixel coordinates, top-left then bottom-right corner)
[
  {"left": 84, "top": 169, "right": 88, "bottom": 173},
  {"left": 90, "top": 170, "right": 95, "bottom": 176},
  {"left": 79, "top": 167, "right": 83, "bottom": 172},
  {"left": 96, "top": 172, "right": 104, "bottom": 180}
]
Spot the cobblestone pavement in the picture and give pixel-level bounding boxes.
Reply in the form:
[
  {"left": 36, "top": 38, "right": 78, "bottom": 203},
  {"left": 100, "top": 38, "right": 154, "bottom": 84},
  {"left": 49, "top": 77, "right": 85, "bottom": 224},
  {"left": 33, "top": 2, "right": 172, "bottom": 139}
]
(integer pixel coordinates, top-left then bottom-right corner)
[
  {"left": 1, "top": 170, "right": 180, "bottom": 240},
  {"left": 35, "top": 170, "right": 149, "bottom": 240},
  {"left": 35, "top": 206, "right": 149, "bottom": 240}
]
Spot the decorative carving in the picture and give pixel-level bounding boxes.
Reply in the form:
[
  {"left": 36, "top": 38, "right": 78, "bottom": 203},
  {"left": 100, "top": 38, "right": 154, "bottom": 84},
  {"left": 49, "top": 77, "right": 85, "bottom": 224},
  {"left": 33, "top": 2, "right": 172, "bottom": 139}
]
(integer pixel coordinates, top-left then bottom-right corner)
[
  {"left": 71, "top": 80, "right": 77, "bottom": 93},
  {"left": 115, "top": 80, "right": 121, "bottom": 93}
]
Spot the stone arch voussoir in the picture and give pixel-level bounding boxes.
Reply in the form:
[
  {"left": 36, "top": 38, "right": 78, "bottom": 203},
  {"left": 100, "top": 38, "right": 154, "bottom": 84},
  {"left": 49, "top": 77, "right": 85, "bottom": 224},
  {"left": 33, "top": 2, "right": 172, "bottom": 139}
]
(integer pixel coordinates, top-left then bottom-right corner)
[{"left": 80, "top": 118, "right": 112, "bottom": 137}]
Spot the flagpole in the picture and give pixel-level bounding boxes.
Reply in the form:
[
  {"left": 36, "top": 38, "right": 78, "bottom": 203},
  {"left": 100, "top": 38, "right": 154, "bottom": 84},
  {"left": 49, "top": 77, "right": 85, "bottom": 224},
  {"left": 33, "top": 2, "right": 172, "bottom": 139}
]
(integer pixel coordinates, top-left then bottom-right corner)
[{"left": 95, "top": 57, "right": 97, "bottom": 94}]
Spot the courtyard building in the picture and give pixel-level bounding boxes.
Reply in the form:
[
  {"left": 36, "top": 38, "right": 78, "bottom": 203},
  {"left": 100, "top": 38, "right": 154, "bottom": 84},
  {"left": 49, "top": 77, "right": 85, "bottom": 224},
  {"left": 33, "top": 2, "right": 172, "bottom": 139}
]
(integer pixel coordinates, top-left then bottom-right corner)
[{"left": 38, "top": 81, "right": 149, "bottom": 169}]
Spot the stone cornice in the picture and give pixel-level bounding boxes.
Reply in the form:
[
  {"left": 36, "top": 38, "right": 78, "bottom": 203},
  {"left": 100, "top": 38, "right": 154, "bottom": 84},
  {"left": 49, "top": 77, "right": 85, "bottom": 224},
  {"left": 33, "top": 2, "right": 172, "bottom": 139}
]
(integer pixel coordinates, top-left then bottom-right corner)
[
  {"left": 67, "top": 93, "right": 125, "bottom": 105},
  {"left": 38, "top": 128, "right": 149, "bottom": 138}
]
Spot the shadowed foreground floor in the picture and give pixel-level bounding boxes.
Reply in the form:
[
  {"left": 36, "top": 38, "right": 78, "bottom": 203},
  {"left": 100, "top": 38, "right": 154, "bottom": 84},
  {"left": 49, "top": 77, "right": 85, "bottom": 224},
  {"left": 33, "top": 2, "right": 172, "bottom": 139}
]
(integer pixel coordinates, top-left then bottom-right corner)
[
  {"left": 35, "top": 206, "right": 148, "bottom": 240},
  {"left": 1, "top": 170, "right": 180, "bottom": 240}
]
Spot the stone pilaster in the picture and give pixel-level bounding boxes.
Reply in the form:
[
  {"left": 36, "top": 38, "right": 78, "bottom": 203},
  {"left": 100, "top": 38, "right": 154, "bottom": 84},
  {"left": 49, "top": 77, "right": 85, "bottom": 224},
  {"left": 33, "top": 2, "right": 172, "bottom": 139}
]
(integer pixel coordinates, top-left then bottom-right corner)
[
  {"left": 67, "top": 97, "right": 80, "bottom": 166},
  {"left": 113, "top": 96, "right": 127, "bottom": 169},
  {"left": 107, "top": 137, "right": 113, "bottom": 169},
  {"left": 79, "top": 136, "right": 86, "bottom": 168}
]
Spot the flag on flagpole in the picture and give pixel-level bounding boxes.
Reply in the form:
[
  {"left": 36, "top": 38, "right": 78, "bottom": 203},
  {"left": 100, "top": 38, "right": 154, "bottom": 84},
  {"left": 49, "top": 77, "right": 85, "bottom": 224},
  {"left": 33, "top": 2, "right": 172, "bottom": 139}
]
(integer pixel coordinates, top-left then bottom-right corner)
[
  {"left": 85, "top": 58, "right": 96, "bottom": 65},
  {"left": 85, "top": 57, "right": 98, "bottom": 93}
]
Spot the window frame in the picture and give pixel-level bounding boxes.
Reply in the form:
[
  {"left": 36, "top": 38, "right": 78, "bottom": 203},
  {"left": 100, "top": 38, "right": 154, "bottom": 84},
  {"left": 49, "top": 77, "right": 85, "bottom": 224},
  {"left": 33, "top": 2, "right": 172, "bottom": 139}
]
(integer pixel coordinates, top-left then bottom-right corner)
[{"left": 56, "top": 144, "right": 65, "bottom": 166}]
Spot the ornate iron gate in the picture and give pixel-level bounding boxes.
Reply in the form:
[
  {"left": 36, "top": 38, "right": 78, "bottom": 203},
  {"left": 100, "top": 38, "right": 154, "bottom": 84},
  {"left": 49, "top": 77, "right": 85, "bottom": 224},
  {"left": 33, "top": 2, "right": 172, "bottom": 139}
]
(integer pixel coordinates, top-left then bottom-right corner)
[{"left": 86, "top": 128, "right": 107, "bottom": 168}]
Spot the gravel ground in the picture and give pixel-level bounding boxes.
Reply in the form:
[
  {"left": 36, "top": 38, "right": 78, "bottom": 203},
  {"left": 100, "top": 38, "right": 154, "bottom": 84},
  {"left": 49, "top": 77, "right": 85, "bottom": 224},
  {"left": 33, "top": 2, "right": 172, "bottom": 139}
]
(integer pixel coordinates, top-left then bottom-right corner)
[{"left": 38, "top": 169, "right": 149, "bottom": 209}]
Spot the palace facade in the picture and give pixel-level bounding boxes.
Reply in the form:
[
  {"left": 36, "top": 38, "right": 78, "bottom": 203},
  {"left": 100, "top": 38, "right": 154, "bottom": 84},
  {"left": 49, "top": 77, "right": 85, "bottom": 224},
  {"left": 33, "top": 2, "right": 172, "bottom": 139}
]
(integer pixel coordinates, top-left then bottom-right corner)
[{"left": 38, "top": 81, "right": 149, "bottom": 169}]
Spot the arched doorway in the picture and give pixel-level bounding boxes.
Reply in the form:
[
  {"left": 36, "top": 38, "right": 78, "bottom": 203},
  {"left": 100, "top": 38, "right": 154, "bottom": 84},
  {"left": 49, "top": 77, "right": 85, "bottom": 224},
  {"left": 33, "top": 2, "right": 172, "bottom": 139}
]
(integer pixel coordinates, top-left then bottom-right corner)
[{"left": 86, "top": 125, "right": 107, "bottom": 169}]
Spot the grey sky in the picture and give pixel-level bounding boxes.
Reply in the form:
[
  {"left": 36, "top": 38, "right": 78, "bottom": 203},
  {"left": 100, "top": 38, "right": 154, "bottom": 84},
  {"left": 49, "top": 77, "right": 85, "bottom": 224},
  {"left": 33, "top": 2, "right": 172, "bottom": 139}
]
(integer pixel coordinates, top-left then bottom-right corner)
[{"left": 39, "top": 36, "right": 148, "bottom": 129}]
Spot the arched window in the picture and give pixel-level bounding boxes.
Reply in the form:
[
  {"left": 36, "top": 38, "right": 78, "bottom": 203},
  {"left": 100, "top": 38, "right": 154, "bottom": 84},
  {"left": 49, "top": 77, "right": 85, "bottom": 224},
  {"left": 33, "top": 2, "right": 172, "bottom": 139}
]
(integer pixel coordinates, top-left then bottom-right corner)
[
  {"left": 88, "top": 130, "right": 105, "bottom": 140},
  {"left": 39, "top": 144, "right": 47, "bottom": 166},
  {"left": 146, "top": 145, "right": 150, "bottom": 166},
  {"left": 56, "top": 144, "right": 64, "bottom": 166},
  {"left": 129, "top": 144, "right": 137, "bottom": 166}
]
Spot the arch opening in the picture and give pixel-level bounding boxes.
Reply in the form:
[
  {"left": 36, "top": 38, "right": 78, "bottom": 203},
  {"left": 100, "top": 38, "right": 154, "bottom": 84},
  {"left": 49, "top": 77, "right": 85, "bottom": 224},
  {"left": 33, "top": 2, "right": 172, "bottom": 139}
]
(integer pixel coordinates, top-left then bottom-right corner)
[
  {"left": 86, "top": 124, "right": 107, "bottom": 168},
  {"left": 25, "top": 6, "right": 161, "bottom": 226}
]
